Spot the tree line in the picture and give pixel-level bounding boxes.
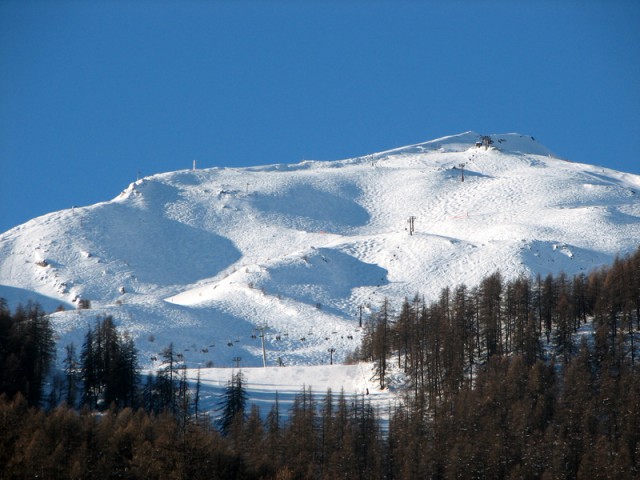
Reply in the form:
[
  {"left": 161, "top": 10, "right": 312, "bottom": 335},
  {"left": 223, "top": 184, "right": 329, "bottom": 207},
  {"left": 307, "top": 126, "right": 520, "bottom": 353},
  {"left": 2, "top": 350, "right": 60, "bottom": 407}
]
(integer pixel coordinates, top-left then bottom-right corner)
[
  {"left": 358, "top": 248, "right": 640, "bottom": 404},
  {"left": 353, "top": 246, "right": 640, "bottom": 477},
  {"left": 0, "top": 300, "right": 55, "bottom": 407},
  {"left": 0, "top": 300, "right": 383, "bottom": 479},
  {"left": 0, "top": 246, "right": 639, "bottom": 478}
]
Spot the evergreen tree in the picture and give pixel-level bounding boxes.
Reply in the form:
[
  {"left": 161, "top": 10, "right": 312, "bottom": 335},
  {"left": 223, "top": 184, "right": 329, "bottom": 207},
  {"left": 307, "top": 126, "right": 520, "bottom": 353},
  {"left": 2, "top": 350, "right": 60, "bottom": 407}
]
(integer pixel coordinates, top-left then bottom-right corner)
[
  {"left": 193, "top": 367, "right": 201, "bottom": 421},
  {"left": 79, "top": 316, "right": 139, "bottom": 409},
  {"left": 284, "top": 386, "right": 318, "bottom": 478},
  {"left": 63, "top": 343, "right": 79, "bottom": 407},
  {"left": 80, "top": 328, "right": 98, "bottom": 408},
  {"left": 0, "top": 302, "right": 56, "bottom": 406},
  {"left": 372, "top": 298, "right": 392, "bottom": 389},
  {"left": 216, "top": 370, "right": 248, "bottom": 436},
  {"left": 157, "top": 342, "right": 179, "bottom": 415},
  {"left": 479, "top": 271, "right": 503, "bottom": 358},
  {"left": 265, "top": 391, "right": 284, "bottom": 471}
]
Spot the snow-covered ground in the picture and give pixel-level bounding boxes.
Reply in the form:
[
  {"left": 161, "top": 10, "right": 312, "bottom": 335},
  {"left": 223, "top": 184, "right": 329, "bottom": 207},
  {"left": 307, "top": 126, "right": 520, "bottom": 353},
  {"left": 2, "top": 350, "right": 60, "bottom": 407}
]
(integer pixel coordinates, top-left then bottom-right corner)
[
  {"left": 191, "top": 362, "right": 399, "bottom": 421},
  {"left": 1, "top": 131, "right": 639, "bottom": 408}
]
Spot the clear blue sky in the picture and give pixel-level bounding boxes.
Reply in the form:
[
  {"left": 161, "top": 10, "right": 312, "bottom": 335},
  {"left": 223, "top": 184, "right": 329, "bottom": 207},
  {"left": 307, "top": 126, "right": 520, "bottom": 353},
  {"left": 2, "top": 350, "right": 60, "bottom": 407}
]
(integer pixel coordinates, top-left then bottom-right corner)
[{"left": 1, "top": 1, "right": 639, "bottom": 233}]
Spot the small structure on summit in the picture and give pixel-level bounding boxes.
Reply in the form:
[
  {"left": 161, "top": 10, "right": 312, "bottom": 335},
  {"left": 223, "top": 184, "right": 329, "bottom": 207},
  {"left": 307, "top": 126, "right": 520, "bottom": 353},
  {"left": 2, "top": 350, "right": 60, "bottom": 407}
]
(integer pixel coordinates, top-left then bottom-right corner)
[{"left": 475, "top": 135, "right": 494, "bottom": 149}]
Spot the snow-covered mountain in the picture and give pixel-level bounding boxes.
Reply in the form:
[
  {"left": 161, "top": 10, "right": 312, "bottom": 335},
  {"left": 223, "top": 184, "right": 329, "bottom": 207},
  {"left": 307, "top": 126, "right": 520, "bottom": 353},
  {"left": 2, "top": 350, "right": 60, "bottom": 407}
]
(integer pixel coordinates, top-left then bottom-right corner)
[{"left": 1, "top": 132, "right": 639, "bottom": 372}]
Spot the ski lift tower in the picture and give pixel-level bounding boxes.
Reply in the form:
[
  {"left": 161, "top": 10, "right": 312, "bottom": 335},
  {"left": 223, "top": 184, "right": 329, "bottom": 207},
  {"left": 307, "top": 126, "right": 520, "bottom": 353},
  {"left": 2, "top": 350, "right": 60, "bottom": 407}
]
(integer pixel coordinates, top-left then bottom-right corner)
[
  {"left": 408, "top": 216, "right": 417, "bottom": 235},
  {"left": 258, "top": 324, "right": 269, "bottom": 367}
]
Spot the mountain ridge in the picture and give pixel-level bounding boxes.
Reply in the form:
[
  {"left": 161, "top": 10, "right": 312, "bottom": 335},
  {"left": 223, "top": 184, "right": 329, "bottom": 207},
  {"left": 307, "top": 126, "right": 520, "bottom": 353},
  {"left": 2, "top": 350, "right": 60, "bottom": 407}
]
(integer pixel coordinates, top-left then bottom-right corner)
[{"left": 1, "top": 132, "right": 638, "bottom": 369}]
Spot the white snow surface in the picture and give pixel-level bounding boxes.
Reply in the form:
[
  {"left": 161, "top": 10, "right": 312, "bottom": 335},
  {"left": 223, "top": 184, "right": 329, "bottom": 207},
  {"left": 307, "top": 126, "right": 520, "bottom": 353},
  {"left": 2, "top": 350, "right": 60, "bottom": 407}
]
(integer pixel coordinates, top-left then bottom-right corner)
[
  {"left": 1, "top": 132, "right": 639, "bottom": 403},
  {"left": 191, "top": 363, "right": 398, "bottom": 421}
]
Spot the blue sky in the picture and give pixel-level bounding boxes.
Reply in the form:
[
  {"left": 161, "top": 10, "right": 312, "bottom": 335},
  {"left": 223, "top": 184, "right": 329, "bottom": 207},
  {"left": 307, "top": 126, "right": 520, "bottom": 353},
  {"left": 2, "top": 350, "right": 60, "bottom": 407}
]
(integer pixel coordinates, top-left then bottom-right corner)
[{"left": 1, "top": 1, "right": 639, "bottom": 233}]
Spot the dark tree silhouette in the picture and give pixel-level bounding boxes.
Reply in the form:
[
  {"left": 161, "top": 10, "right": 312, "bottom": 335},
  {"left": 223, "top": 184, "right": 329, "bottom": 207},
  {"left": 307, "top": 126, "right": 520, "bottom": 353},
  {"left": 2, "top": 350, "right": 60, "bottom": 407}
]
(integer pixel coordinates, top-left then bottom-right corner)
[
  {"left": 216, "top": 370, "right": 248, "bottom": 436},
  {"left": 80, "top": 316, "right": 139, "bottom": 409}
]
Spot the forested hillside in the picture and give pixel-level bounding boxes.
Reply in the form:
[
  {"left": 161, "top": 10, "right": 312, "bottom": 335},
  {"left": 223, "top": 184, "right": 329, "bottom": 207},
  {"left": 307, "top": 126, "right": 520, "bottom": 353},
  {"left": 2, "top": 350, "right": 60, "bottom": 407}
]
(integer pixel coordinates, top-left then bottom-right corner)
[
  {"left": 358, "top": 245, "right": 640, "bottom": 478},
  {"left": 1, "top": 247, "right": 638, "bottom": 478}
]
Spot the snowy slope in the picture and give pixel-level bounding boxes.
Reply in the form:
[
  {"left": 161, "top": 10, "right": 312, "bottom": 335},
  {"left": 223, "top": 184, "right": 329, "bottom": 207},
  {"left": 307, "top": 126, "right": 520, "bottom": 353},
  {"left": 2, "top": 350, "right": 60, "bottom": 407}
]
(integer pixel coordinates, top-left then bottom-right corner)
[
  {"left": 190, "top": 363, "right": 397, "bottom": 422},
  {"left": 1, "top": 132, "right": 639, "bottom": 377}
]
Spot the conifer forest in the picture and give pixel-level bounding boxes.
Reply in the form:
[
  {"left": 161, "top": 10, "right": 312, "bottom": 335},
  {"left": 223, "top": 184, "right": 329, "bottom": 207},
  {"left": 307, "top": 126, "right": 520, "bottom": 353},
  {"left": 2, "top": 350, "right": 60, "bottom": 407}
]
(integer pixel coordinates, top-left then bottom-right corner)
[{"left": 1, "top": 247, "right": 639, "bottom": 479}]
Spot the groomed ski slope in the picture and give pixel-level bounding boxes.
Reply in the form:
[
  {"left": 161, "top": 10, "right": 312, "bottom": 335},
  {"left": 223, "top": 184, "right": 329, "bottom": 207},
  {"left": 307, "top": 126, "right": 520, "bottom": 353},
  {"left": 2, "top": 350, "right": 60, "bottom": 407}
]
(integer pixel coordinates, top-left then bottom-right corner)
[
  {"left": 191, "top": 363, "right": 399, "bottom": 422},
  {"left": 1, "top": 132, "right": 639, "bottom": 402}
]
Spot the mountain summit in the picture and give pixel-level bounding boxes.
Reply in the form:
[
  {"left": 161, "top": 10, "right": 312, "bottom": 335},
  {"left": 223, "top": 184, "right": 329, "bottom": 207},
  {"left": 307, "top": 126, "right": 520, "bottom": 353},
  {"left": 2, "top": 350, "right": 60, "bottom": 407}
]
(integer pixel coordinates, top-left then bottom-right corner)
[{"left": 1, "top": 132, "right": 638, "bottom": 368}]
